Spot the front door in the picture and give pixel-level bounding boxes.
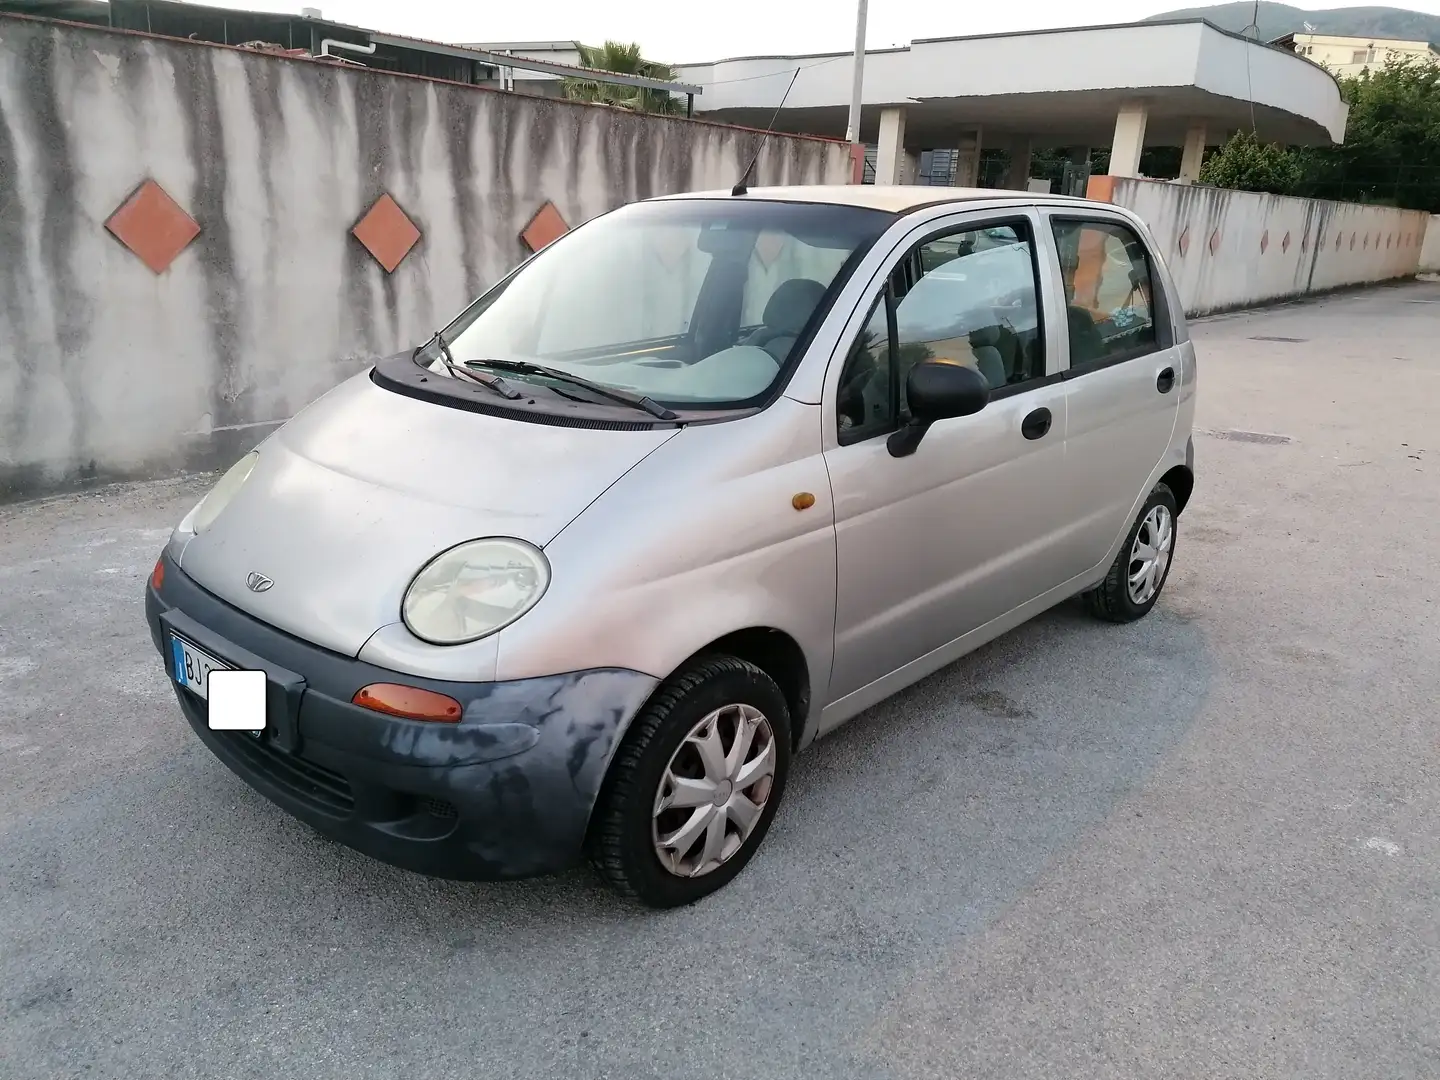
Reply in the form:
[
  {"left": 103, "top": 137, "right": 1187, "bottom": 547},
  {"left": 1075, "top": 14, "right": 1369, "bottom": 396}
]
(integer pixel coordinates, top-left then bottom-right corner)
[
  {"left": 1043, "top": 212, "right": 1184, "bottom": 570},
  {"left": 821, "top": 211, "right": 1074, "bottom": 713}
]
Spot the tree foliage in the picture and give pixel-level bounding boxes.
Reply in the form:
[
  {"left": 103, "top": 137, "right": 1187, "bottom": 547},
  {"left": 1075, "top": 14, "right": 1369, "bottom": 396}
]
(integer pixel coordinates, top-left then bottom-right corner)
[
  {"left": 562, "top": 41, "right": 685, "bottom": 116},
  {"left": 1199, "top": 129, "right": 1304, "bottom": 194},
  {"left": 1201, "top": 56, "right": 1440, "bottom": 210}
]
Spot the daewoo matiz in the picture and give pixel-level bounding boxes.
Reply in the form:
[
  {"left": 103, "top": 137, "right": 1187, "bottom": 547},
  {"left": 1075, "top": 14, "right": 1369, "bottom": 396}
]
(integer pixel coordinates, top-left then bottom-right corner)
[{"left": 146, "top": 185, "right": 1196, "bottom": 908}]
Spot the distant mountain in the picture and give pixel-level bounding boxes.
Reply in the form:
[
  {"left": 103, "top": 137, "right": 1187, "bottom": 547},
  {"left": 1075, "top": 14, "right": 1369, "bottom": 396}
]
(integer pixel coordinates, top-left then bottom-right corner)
[{"left": 1144, "top": 3, "right": 1440, "bottom": 42}]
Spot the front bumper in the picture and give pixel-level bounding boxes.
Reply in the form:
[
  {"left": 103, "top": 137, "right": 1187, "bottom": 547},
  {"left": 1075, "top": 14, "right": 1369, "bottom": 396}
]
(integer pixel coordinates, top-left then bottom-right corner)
[{"left": 146, "top": 553, "right": 657, "bottom": 880}]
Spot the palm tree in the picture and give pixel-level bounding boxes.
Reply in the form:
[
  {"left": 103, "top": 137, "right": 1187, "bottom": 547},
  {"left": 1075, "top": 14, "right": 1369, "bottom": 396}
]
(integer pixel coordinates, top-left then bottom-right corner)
[{"left": 562, "top": 40, "right": 685, "bottom": 116}]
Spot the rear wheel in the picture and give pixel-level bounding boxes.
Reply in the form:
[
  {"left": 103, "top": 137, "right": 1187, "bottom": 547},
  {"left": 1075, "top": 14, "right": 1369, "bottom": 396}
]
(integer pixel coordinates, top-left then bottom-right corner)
[
  {"left": 1084, "top": 482, "right": 1178, "bottom": 623},
  {"left": 587, "top": 656, "right": 791, "bottom": 909}
]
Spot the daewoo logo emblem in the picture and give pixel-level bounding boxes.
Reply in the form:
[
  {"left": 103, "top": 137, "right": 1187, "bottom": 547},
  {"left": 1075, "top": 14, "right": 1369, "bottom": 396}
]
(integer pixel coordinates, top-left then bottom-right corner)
[{"left": 245, "top": 572, "right": 274, "bottom": 593}]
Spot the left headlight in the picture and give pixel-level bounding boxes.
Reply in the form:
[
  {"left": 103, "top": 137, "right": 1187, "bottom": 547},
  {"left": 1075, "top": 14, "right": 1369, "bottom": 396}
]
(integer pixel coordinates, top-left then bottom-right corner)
[
  {"left": 402, "top": 538, "right": 551, "bottom": 645},
  {"left": 190, "top": 450, "right": 259, "bottom": 535}
]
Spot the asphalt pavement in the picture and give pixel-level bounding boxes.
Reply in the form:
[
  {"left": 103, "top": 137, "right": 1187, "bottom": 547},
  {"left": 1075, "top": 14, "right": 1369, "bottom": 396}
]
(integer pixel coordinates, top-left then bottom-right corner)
[{"left": 2, "top": 281, "right": 1438, "bottom": 1079}]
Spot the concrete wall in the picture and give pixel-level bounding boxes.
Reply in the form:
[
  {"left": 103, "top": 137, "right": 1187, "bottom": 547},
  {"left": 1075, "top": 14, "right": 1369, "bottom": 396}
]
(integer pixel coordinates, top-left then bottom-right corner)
[
  {"left": 1419, "top": 216, "right": 1440, "bottom": 273},
  {"left": 1090, "top": 176, "right": 1429, "bottom": 317},
  {"left": 0, "top": 15, "right": 851, "bottom": 500}
]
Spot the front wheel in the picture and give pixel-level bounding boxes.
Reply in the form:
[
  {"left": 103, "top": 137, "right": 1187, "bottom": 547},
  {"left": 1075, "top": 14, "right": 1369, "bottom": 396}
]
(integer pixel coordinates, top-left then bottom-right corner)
[
  {"left": 1084, "top": 482, "right": 1178, "bottom": 623},
  {"left": 586, "top": 656, "right": 792, "bottom": 908}
]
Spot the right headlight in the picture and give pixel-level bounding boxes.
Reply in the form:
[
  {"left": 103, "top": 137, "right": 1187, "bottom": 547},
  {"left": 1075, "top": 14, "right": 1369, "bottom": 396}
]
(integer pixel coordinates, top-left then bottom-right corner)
[
  {"left": 189, "top": 450, "right": 259, "bottom": 535},
  {"left": 402, "top": 538, "right": 551, "bottom": 645}
]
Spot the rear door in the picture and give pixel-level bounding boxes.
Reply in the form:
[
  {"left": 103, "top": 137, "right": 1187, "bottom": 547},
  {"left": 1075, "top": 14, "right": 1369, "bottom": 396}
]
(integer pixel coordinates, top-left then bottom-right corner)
[{"left": 1040, "top": 210, "right": 1184, "bottom": 571}]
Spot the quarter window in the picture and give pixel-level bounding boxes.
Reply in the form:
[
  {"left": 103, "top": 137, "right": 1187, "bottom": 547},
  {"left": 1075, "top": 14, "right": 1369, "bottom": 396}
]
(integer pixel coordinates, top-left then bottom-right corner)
[{"left": 1050, "top": 219, "right": 1158, "bottom": 367}]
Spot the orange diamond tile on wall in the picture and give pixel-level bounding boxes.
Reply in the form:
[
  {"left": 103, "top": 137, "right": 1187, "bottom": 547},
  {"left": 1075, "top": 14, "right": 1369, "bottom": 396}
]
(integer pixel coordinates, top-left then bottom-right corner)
[
  {"left": 521, "top": 201, "right": 570, "bottom": 253},
  {"left": 105, "top": 179, "right": 200, "bottom": 274},
  {"left": 353, "top": 194, "right": 421, "bottom": 273}
]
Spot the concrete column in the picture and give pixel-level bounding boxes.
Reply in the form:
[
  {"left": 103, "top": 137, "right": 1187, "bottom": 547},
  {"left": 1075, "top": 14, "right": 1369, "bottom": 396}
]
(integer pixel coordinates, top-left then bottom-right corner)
[
  {"left": 1002, "top": 136, "right": 1032, "bottom": 190},
  {"left": 874, "top": 107, "right": 907, "bottom": 186},
  {"left": 955, "top": 129, "right": 982, "bottom": 187},
  {"left": 1108, "top": 101, "right": 1148, "bottom": 178},
  {"left": 1179, "top": 123, "right": 1207, "bottom": 183}
]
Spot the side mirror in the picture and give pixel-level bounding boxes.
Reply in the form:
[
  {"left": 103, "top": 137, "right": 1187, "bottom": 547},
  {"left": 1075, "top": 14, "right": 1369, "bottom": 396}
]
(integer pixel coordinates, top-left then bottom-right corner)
[{"left": 887, "top": 360, "right": 989, "bottom": 458}]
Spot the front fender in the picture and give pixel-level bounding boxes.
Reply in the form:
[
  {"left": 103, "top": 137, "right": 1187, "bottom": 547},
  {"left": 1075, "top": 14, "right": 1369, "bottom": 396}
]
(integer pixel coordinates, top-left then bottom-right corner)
[{"left": 494, "top": 400, "right": 837, "bottom": 722}]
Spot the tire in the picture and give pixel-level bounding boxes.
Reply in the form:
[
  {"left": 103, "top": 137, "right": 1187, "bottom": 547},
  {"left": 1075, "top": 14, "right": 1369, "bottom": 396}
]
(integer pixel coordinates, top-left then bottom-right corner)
[
  {"left": 586, "top": 655, "right": 792, "bottom": 909},
  {"left": 1084, "top": 482, "right": 1179, "bottom": 624}
]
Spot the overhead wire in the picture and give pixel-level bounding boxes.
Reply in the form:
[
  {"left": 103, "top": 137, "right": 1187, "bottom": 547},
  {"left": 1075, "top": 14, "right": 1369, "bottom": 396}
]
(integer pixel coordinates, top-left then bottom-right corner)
[{"left": 688, "top": 53, "right": 849, "bottom": 87}]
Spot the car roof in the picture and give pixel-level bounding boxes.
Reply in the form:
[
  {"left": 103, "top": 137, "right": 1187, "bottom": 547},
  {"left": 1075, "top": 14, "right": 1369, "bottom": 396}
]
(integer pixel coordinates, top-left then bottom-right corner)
[{"left": 649, "top": 184, "right": 1100, "bottom": 214}]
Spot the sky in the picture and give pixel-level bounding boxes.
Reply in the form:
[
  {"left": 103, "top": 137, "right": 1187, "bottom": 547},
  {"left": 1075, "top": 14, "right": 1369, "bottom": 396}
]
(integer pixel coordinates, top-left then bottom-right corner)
[{"left": 204, "top": 0, "right": 1440, "bottom": 63}]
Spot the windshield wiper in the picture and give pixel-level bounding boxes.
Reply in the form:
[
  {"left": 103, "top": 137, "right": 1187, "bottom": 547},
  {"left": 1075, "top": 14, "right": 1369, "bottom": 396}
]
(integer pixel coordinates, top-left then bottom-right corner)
[
  {"left": 464, "top": 358, "right": 678, "bottom": 421},
  {"left": 419, "top": 332, "right": 523, "bottom": 400}
]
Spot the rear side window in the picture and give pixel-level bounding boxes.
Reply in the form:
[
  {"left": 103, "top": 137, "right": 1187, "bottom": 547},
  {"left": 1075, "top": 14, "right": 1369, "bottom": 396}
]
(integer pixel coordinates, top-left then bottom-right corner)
[{"left": 1050, "top": 219, "right": 1158, "bottom": 367}]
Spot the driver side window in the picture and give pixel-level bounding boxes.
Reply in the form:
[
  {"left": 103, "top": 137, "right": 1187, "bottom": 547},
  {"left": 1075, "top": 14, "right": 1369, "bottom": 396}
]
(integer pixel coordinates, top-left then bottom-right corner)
[{"left": 835, "top": 219, "right": 1047, "bottom": 442}]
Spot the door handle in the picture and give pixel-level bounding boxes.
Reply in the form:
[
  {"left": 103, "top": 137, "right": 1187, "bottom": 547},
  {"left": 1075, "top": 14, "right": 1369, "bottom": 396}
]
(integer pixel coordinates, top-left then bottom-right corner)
[
  {"left": 1157, "top": 366, "right": 1176, "bottom": 393},
  {"left": 1021, "top": 407, "right": 1052, "bottom": 441}
]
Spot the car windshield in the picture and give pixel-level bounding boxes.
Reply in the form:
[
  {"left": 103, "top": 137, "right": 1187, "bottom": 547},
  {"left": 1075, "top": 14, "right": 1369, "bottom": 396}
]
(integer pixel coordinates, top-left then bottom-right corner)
[{"left": 439, "top": 198, "right": 893, "bottom": 410}]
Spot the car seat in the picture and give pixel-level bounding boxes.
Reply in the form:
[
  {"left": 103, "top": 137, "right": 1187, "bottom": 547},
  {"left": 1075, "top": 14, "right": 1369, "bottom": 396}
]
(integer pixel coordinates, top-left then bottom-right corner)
[
  {"left": 966, "top": 325, "right": 1009, "bottom": 390},
  {"left": 1065, "top": 305, "right": 1107, "bottom": 366},
  {"left": 745, "top": 279, "right": 828, "bottom": 362}
]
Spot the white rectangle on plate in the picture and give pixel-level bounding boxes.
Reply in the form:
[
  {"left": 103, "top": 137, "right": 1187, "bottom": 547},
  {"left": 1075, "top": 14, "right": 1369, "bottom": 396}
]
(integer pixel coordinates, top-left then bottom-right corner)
[{"left": 208, "top": 669, "right": 267, "bottom": 732}]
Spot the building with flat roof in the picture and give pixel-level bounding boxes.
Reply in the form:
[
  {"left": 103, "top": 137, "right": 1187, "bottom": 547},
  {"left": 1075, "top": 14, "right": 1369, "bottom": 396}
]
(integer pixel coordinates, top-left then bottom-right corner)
[
  {"left": 678, "top": 18, "right": 1348, "bottom": 191},
  {"left": 1271, "top": 31, "right": 1440, "bottom": 78}
]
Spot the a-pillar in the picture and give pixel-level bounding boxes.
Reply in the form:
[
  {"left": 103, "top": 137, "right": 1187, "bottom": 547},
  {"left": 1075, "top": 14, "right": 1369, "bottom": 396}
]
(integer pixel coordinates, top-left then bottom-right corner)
[
  {"left": 1179, "top": 122, "right": 1207, "bottom": 183},
  {"left": 954, "top": 129, "right": 982, "bottom": 187},
  {"left": 1107, "top": 101, "right": 1149, "bottom": 178},
  {"left": 1001, "top": 136, "right": 1032, "bottom": 190},
  {"left": 874, "top": 107, "right": 907, "bottom": 185}
]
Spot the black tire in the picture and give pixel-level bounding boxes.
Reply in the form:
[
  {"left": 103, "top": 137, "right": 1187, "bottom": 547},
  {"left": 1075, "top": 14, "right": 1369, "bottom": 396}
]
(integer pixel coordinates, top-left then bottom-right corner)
[
  {"left": 1084, "top": 482, "right": 1179, "bottom": 623},
  {"left": 586, "top": 655, "right": 792, "bottom": 909}
]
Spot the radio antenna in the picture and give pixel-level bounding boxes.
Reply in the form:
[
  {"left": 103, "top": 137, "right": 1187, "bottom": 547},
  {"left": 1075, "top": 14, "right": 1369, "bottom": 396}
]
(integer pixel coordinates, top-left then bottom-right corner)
[{"left": 731, "top": 67, "right": 802, "bottom": 196}]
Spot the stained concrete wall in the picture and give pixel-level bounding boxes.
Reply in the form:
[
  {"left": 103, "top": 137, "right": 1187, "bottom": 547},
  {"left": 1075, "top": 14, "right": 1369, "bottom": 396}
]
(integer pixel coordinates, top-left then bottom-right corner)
[
  {"left": 1419, "top": 216, "right": 1440, "bottom": 273},
  {"left": 1091, "top": 176, "right": 1429, "bottom": 317},
  {"left": 0, "top": 15, "right": 851, "bottom": 500}
]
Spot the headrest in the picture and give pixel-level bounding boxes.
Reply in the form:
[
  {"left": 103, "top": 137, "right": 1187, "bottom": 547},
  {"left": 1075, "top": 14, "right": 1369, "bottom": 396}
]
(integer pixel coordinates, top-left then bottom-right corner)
[{"left": 762, "top": 278, "right": 827, "bottom": 336}]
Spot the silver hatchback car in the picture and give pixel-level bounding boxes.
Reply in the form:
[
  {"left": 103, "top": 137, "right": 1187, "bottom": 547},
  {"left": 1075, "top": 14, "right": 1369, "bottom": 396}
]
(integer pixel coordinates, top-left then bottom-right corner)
[{"left": 145, "top": 185, "right": 1196, "bottom": 908}]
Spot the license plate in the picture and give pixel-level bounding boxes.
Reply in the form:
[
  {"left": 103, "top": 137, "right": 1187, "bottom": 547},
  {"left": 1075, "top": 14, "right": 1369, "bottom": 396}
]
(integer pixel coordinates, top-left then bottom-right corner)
[
  {"left": 172, "top": 635, "right": 224, "bottom": 700},
  {"left": 171, "top": 636, "right": 266, "bottom": 736}
]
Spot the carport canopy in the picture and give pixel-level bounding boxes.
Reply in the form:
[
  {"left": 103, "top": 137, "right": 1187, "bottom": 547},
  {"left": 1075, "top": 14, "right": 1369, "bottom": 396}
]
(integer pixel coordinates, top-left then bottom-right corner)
[{"left": 677, "top": 18, "right": 1348, "bottom": 187}]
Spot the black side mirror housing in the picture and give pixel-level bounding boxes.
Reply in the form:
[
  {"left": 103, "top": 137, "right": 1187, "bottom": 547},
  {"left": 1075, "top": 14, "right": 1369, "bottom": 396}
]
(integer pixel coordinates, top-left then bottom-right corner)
[{"left": 887, "top": 360, "right": 989, "bottom": 458}]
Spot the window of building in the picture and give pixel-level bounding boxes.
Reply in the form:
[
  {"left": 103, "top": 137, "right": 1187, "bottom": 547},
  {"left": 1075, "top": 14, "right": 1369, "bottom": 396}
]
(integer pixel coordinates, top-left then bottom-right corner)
[{"left": 1050, "top": 219, "right": 1158, "bottom": 367}]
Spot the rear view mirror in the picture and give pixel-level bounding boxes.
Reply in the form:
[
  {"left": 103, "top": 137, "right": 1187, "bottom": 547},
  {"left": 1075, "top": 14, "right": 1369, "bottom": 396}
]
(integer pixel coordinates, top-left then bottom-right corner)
[{"left": 887, "top": 360, "right": 989, "bottom": 458}]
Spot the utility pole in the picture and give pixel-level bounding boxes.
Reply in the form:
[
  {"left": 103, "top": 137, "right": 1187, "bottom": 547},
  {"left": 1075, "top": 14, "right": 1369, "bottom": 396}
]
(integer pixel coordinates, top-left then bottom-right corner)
[{"left": 844, "top": 0, "right": 868, "bottom": 144}]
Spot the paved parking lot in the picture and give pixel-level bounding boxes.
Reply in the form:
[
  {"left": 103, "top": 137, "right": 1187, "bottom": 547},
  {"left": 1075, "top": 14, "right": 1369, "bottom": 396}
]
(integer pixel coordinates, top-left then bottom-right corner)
[{"left": 3, "top": 281, "right": 1438, "bottom": 1080}]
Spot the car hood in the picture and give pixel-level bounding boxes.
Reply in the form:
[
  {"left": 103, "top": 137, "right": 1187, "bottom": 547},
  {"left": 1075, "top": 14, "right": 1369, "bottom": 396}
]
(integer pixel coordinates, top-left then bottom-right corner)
[{"left": 178, "top": 369, "right": 679, "bottom": 657}]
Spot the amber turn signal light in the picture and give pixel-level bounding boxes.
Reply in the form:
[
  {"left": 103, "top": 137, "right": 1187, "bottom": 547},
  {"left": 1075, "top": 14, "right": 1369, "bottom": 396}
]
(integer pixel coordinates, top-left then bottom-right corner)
[
  {"left": 150, "top": 557, "right": 165, "bottom": 590},
  {"left": 352, "top": 683, "right": 463, "bottom": 722}
]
